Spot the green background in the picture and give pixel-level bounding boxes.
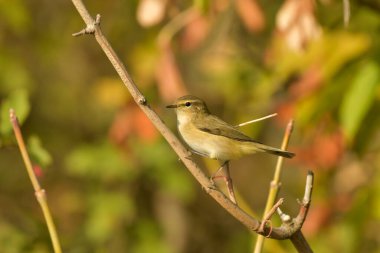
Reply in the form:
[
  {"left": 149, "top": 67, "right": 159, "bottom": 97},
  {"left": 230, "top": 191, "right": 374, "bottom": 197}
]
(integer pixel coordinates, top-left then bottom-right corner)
[{"left": 0, "top": 0, "right": 379, "bottom": 252}]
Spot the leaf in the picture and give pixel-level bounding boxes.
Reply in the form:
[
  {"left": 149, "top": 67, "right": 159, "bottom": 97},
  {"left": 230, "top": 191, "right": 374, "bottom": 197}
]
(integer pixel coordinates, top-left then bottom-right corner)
[
  {"left": 181, "top": 11, "right": 209, "bottom": 51},
  {"left": 0, "top": 0, "right": 30, "bottom": 35},
  {"left": 27, "top": 135, "right": 52, "bottom": 168},
  {"left": 65, "top": 142, "right": 135, "bottom": 182},
  {"left": 156, "top": 45, "right": 187, "bottom": 102},
  {"left": 0, "top": 89, "right": 30, "bottom": 136},
  {"left": 92, "top": 77, "right": 128, "bottom": 110},
  {"left": 235, "top": 0, "right": 265, "bottom": 33},
  {"left": 0, "top": 222, "right": 28, "bottom": 252},
  {"left": 133, "top": 140, "right": 195, "bottom": 202},
  {"left": 85, "top": 192, "right": 135, "bottom": 243},
  {"left": 131, "top": 219, "right": 170, "bottom": 253},
  {"left": 276, "top": 0, "right": 321, "bottom": 51},
  {"left": 340, "top": 61, "right": 380, "bottom": 141},
  {"left": 136, "top": 0, "right": 167, "bottom": 27},
  {"left": 193, "top": 0, "right": 210, "bottom": 13}
]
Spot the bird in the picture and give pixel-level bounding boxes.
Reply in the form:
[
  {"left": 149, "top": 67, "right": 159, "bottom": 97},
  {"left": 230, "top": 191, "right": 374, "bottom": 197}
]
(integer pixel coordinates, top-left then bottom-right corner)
[{"left": 166, "top": 95, "right": 295, "bottom": 164}]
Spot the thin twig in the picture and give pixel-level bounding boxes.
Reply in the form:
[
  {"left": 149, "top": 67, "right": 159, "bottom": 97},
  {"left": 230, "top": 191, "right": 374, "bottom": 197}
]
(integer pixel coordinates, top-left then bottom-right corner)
[
  {"left": 10, "top": 109, "right": 62, "bottom": 253},
  {"left": 274, "top": 171, "right": 314, "bottom": 253},
  {"left": 236, "top": 113, "right": 277, "bottom": 127},
  {"left": 157, "top": 7, "right": 198, "bottom": 47},
  {"left": 70, "top": 1, "right": 314, "bottom": 250},
  {"left": 258, "top": 198, "right": 284, "bottom": 234},
  {"left": 303, "top": 173, "right": 313, "bottom": 206},
  {"left": 254, "top": 119, "right": 294, "bottom": 253},
  {"left": 290, "top": 171, "right": 314, "bottom": 253},
  {"left": 343, "top": 0, "right": 351, "bottom": 28}
]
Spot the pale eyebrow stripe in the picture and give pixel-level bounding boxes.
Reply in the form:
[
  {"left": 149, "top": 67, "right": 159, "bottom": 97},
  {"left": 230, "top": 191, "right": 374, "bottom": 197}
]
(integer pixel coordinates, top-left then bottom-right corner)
[{"left": 179, "top": 100, "right": 201, "bottom": 107}]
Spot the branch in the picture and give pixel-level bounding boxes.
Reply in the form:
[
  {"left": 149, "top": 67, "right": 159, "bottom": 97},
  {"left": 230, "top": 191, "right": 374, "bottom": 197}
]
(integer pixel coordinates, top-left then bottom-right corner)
[
  {"left": 236, "top": 113, "right": 277, "bottom": 127},
  {"left": 282, "top": 171, "right": 314, "bottom": 253},
  {"left": 254, "top": 119, "right": 294, "bottom": 252},
  {"left": 9, "top": 109, "right": 62, "bottom": 253},
  {"left": 343, "top": 0, "right": 350, "bottom": 27},
  {"left": 70, "top": 0, "right": 314, "bottom": 249}
]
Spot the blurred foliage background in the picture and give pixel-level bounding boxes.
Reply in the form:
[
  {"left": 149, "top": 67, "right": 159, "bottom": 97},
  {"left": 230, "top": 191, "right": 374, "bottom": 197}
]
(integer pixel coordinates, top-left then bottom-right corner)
[{"left": 1, "top": 0, "right": 380, "bottom": 252}]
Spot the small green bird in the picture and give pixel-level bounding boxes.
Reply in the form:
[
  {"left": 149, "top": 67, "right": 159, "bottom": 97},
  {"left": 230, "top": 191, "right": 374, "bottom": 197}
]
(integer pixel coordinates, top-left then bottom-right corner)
[{"left": 166, "top": 95, "right": 295, "bottom": 164}]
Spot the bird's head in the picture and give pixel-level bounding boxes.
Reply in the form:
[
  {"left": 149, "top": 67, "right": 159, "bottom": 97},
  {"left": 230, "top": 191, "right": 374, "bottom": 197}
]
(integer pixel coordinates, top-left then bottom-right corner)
[{"left": 166, "top": 95, "right": 210, "bottom": 121}]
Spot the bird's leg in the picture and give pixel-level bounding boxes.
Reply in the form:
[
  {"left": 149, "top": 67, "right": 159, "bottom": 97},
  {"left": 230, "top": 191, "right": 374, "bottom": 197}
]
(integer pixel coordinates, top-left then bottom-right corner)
[
  {"left": 210, "top": 161, "right": 237, "bottom": 204},
  {"left": 223, "top": 162, "right": 237, "bottom": 204}
]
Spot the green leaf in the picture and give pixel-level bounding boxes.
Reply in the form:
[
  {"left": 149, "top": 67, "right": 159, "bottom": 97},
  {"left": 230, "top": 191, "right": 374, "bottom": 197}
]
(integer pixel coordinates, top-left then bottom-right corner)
[
  {"left": 193, "top": 0, "right": 210, "bottom": 13},
  {"left": 131, "top": 219, "right": 170, "bottom": 253},
  {"left": 65, "top": 142, "right": 135, "bottom": 182},
  {"left": 0, "top": 222, "right": 28, "bottom": 253},
  {"left": 340, "top": 61, "right": 380, "bottom": 141},
  {"left": 132, "top": 140, "right": 195, "bottom": 202},
  {"left": 27, "top": 135, "right": 52, "bottom": 168},
  {"left": 0, "top": 89, "right": 30, "bottom": 136},
  {"left": 85, "top": 192, "right": 135, "bottom": 243},
  {"left": 0, "top": 0, "right": 30, "bottom": 35}
]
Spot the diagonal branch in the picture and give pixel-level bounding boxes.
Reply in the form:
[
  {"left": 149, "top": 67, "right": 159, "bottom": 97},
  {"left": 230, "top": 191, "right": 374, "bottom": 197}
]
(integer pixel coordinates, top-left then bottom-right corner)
[
  {"left": 10, "top": 109, "right": 62, "bottom": 253},
  {"left": 70, "top": 1, "right": 314, "bottom": 251}
]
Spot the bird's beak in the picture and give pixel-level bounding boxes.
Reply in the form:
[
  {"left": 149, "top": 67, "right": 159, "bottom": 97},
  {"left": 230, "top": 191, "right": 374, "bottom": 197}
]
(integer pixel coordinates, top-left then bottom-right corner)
[{"left": 166, "top": 104, "right": 178, "bottom": 109}]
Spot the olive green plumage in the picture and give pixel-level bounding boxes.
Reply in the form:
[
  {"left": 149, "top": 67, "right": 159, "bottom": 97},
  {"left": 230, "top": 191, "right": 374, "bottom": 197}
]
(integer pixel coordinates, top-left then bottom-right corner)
[{"left": 167, "top": 95, "right": 295, "bottom": 162}]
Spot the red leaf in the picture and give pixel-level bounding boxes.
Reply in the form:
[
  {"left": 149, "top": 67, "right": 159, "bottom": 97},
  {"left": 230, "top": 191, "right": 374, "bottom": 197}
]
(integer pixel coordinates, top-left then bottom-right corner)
[{"left": 33, "top": 165, "right": 44, "bottom": 178}]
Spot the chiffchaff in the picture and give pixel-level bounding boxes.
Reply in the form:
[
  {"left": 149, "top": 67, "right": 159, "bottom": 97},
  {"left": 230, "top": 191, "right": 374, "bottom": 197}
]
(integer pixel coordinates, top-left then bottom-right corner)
[{"left": 166, "top": 95, "right": 294, "bottom": 165}]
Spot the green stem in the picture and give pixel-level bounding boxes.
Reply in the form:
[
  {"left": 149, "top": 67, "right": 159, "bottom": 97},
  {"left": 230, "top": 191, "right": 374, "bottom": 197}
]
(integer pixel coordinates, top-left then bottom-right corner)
[
  {"left": 254, "top": 119, "right": 294, "bottom": 253},
  {"left": 10, "top": 109, "right": 62, "bottom": 253}
]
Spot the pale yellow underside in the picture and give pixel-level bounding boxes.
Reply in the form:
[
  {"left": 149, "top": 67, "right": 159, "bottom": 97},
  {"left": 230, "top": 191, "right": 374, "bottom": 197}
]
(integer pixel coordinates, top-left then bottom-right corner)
[{"left": 178, "top": 121, "right": 261, "bottom": 162}]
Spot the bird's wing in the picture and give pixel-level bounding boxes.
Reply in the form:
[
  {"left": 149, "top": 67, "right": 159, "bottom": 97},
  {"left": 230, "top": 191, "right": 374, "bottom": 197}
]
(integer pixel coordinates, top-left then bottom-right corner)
[
  {"left": 194, "top": 115, "right": 262, "bottom": 143},
  {"left": 195, "top": 115, "right": 295, "bottom": 158}
]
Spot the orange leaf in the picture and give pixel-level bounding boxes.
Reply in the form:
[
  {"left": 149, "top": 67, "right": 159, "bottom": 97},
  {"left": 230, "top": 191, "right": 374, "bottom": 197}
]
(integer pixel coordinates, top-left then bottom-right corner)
[
  {"left": 235, "top": 0, "right": 265, "bottom": 33},
  {"left": 180, "top": 11, "right": 210, "bottom": 51},
  {"left": 109, "top": 103, "right": 158, "bottom": 146},
  {"left": 303, "top": 202, "right": 332, "bottom": 236},
  {"left": 155, "top": 45, "right": 188, "bottom": 102}
]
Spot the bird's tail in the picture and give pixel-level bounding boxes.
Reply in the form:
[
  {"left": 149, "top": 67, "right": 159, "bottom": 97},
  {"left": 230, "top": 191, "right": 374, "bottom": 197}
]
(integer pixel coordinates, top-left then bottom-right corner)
[{"left": 255, "top": 143, "right": 295, "bottom": 158}]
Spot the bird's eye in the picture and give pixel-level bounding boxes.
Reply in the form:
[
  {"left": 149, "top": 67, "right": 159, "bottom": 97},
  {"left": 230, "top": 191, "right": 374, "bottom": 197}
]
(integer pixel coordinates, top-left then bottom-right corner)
[{"left": 185, "top": 102, "right": 191, "bottom": 107}]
